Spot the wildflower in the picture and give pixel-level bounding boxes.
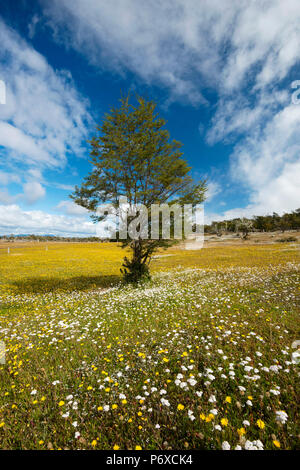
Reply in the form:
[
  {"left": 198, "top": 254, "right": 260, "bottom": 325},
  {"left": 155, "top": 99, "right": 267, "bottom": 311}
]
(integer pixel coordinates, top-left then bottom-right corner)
[
  {"left": 221, "top": 418, "right": 228, "bottom": 427},
  {"left": 58, "top": 401, "right": 65, "bottom": 407},
  {"left": 238, "top": 427, "right": 246, "bottom": 436},
  {"left": 135, "top": 445, "right": 142, "bottom": 450},
  {"left": 273, "top": 440, "right": 280, "bottom": 448},
  {"left": 113, "top": 445, "right": 120, "bottom": 450},
  {"left": 256, "top": 419, "right": 265, "bottom": 429},
  {"left": 91, "top": 440, "right": 97, "bottom": 447},
  {"left": 222, "top": 441, "right": 231, "bottom": 450},
  {"left": 177, "top": 404, "right": 184, "bottom": 410},
  {"left": 225, "top": 396, "right": 231, "bottom": 403},
  {"left": 275, "top": 410, "right": 288, "bottom": 424}
]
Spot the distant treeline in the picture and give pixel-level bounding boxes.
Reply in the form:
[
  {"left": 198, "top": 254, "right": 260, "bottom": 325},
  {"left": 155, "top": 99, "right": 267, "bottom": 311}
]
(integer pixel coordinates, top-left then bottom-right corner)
[
  {"left": 205, "top": 208, "right": 300, "bottom": 235},
  {"left": 0, "top": 235, "right": 109, "bottom": 242},
  {"left": 1, "top": 209, "right": 299, "bottom": 242}
]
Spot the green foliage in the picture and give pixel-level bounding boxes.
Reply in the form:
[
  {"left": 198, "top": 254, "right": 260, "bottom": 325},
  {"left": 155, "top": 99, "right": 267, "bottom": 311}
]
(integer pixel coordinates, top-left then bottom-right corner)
[
  {"left": 71, "top": 94, "right": 206, "bottom": 281},
  {"left": 205, "top": 209, "right": 300, "bottom": 234}
]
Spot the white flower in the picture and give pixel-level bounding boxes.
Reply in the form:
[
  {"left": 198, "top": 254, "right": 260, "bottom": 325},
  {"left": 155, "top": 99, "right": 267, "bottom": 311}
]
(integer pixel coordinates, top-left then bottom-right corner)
[
  {"left": 243, "top": 420, "right": 250, "bottom": 426},
  {"left": 208, "top": 395, "right": 216, "bottom": 403},
  {"left": 30, "top": 390, "right": 37, "bottom": 396},
  {"left": 75, "top": 432, "right": 80, "bottom": 439},
  {"left": 160, "top": 398, "right": 170, "bottom": 407},
  {"left": 187, "top": 378, "right": 197, "bottom": 387},
  {"left": 52, "top": 381, "right": 60, "bottom": 385},
  {"left": 275, "top": 410, "right": 288, "bottom": 424},
  {"left": 246, "top": 400, "right": 252, "bottom": 406},
  {"left": 66, "top": 395, "right": 73, "bottom": 401},
  {"left": 103, "top": 405, "right": 110, "bottom": 412},
  {"left": 72, "top": 421, "right": 78, "bottom": 427},
  {"left": 155, "top": 424, "right": 160, "bottom": 429},
  {"left": 222, "top": 441, "right": 231, "bottom": 450}
]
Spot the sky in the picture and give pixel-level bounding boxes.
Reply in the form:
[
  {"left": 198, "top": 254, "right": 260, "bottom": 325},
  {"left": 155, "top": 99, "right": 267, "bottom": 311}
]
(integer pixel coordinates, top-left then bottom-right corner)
[{"left": 0, "top": 0, "right": 299, "bottom": 236}]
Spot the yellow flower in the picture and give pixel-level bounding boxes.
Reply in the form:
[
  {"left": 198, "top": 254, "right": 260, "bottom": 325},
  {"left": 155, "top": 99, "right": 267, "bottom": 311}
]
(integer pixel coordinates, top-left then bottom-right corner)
[
  {"left": 87, "top": 386, "right": 93, "bottom": 391},
  {"left": 39, "top": 440, "right": 44, "bottom": 445},
  {"left": 256, "top": 419, "right": 265, "bottom": 429},
  {"left": 221, "top": 418, "right": 228, "bottom": 427},
  {"left": 91, "top": 440, "right": 97, "bottom": 447},
  {"left": 225, "top": 396, "right": 232, "bottom": 403},
  {"left": 273, "top": 440, "right": 280, "bottom": 448},
  {"left": 200, "top": 413, "right": 206, "bottom": 421},
  {"left": 238, "top": 427, "right": 246, "bottom": 436},
  {"left": 135, "top": 445, "right": 142, "bottom": 450},
  {"left": 97, "top": 406, "right": 103, "bottom": 411},
  {"left": 58, "top": 401, "right": 65, "bottom": 407},
  {"left": 177, "top": 404, "right": 185, "bottom": 410},
  {"left": 113, "top": 445, "right": 120, "bottom": 450},
  {"left": 121, "top": 399, "right": 127, "bottom": 405},
  {"left": 0, "top": 422, "right": 4, "bottom": 428},
  {"left": 112, "top": 404, "right": 118, "bottom": 410}
]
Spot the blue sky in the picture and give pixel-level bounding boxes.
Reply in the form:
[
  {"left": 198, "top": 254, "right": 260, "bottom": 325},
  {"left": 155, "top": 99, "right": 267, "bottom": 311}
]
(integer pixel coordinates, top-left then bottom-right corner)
[{"left": 0, "top": 0, "right": 299, "bottom": 236}]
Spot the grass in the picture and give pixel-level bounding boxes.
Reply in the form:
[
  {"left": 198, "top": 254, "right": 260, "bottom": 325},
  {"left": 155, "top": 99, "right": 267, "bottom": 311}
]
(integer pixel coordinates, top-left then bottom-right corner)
[{"left": 0, "top": 242, "right": 299, "bottom": 450}]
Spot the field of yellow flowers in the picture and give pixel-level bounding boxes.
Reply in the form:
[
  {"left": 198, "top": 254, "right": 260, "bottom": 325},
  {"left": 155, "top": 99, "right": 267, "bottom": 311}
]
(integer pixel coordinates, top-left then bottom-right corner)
[{"left": 0, "top": 242, "right": 299, "bottom": 450}]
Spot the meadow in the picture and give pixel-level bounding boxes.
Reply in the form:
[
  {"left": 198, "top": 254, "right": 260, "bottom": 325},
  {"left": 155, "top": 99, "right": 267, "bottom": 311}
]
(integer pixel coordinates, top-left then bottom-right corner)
[{"left": 0, "top": 241, "right": 299, "bottom": 450}]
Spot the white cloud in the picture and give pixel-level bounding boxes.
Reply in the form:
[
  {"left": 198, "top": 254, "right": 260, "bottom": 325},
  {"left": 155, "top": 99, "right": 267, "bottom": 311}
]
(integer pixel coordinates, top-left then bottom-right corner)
[
  {"left": 41, "top": 0, "right": 300, "bottom": 218},
  {"left": 42, "top": 1, "right": 300, "bottom": 101},
  {"left": 0, "top": 171, "right": 21, "bottom": 186},
  {"left": 0, "top": 19, "right": 91, "bottom": 173},
  {"left": 56, "top": 200, "right": 89, "bottom": 216},
  {"left": 0, "top": 204, "right": 95, "bottom": 236},
  {"left": 23, "top": 181, "right": 46, "bottom": 205},
  {"left": 206, "top": 181, "right": 221, "bottom": 202},
  {"left": 0, "top": 189, "right": 17, "bottom": 205}
]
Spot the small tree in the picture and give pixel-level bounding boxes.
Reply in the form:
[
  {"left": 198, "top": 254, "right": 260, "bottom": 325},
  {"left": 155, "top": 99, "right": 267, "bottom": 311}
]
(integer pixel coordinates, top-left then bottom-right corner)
[{"left": 71, "top": 95, "right": 206, "bottom": 282}]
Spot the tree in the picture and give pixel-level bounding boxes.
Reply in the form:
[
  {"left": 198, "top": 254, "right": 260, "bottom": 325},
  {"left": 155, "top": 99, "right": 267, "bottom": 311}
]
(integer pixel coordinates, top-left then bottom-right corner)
[{"left": 71, "top": 95, "right": 206, "bottom": 282}]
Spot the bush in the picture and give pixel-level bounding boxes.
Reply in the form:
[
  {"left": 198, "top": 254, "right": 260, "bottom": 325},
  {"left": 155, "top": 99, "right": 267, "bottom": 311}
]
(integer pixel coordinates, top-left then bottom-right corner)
[{"left": 276, "top": 236, "right": 297, "bottom": 243}]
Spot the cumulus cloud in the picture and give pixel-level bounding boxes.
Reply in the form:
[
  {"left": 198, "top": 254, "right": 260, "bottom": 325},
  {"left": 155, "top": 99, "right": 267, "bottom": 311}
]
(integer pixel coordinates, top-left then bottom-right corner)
[
  {"left": 0, "top": 204, "right": 95, "bottom": 236},
  {"left": 0, "top": 19, "right": 91, "bottom": 173},
  {"left": 23, "top": 181, "right": 46, "bottom": 205},
  {"left": 0, "top": 171, "right": 21, "bottom": 186},
  {"left": 56, "top": 200, "right": 89, "bottom": 216}
]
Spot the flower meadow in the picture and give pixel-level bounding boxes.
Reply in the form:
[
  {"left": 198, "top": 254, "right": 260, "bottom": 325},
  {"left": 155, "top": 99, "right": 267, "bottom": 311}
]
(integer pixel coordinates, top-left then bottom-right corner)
[{"left": 0, "top": 242, "right": 299, "bottom": 450}]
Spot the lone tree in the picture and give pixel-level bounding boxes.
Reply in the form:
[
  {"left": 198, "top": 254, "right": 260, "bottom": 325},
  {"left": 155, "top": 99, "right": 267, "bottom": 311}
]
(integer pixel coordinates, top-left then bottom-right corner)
[{"left": 71, "top": 95, "right": 206, "bottom": 282}]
